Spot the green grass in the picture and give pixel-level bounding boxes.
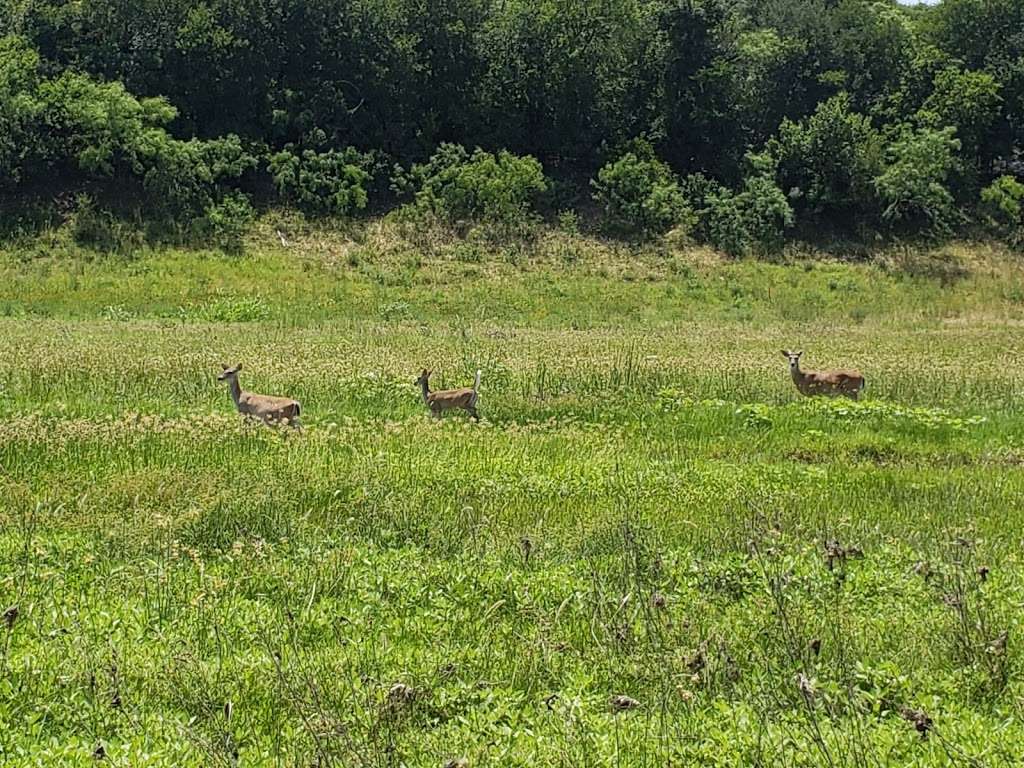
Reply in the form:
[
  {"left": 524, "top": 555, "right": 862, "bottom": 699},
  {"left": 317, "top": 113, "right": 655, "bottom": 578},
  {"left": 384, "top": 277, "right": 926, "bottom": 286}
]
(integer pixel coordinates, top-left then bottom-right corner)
[{"left": 1, "top": 224, "right": 1023, "bottom": 766}]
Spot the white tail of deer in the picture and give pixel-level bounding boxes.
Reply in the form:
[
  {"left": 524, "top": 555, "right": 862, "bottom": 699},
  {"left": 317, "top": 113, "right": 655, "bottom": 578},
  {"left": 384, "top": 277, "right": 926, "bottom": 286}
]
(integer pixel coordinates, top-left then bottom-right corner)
[
  {"left": 782, "top": 350, "right": 865, "bottom": 400},
  {"left": 416, "top": 368, "right": 481, "bottom": 420},
  {"left": 218, "top": 364, "right": 302, "bottom": 427}
]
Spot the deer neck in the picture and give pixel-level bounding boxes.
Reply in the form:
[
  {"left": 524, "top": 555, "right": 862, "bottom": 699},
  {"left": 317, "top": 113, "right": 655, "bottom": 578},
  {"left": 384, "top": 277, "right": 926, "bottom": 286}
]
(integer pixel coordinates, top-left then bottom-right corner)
[
  {"left": 419, "top": 379, "right": 431, "bottom": 404},
  {"left": 227, "top": 376, "right": 243, "bottom": 407},
  {"left": 791, "top": 363, "right": 808, "bottom": 387}
]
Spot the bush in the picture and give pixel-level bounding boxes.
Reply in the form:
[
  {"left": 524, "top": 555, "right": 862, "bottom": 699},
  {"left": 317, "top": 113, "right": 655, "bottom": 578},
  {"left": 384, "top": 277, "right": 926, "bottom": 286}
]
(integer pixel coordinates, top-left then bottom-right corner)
[
  {"left": 770, "top": 93, "right": 882, "bottom": 217},
  {"left": 737, "top": 172, "right": 794, "bottom": 248},
  {"left": 980, "top": 175, "right": 1024, "bottom": 227},
  {"left": 399, "top": 143, "right": 547, "bottom": 228},
  {"left": 874, "top": 126, "right": 962, "bottom": 234},
  {"left": 980, "top": 175, "right": 1024, "bottom": 247},
  {"left": 694, "top": 156, "right": 793, "bottom": 257},
  {"left": 201, "top": 192, "right": 254, "bottom": 254},
  {"left": 0, "top": 35, "right": 43, "bottom": 188},
  {"left": 37, "top": 71, "right": 177, "bottom": 178},
  {"left": 703, "top": 188, "right": 750, "bottom": 257},
  {"left": 141, "top": 135, "right": 254, "bottom": 220},
  {"left": 591, "top": 140, "right": 690, "bottom": 236},
  {"left": 268, "top": 147, "right": 373, "bottom": 215},
  {"left": 2, "top": 36, "right": 255, "bottom": 245}
]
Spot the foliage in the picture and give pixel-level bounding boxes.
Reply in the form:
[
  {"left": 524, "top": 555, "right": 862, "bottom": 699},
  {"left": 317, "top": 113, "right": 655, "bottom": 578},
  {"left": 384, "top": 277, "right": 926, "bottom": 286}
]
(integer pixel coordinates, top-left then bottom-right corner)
[
  {"left": 267, "top": 147, "right": 373, "bottom": 216},
  {"left": 980, "top": 175, "right": 1024, "bottom": 228},
  {"left": 917, "top": 67, "right": 1002, "bottom": 158},
  {"left": 591, "top": 140, "right": 691, "bottom": 236},
  {"left": 200, "top": 192, "right": 254, "bottom": 254},
  {"left": 143, "top": 135, "right": 256, "bottom": 219},
  {"left": 874, "top": 126, "right": 962, "bottom": 234},
  {"left": 400, "top": 143, "right": 547, "bottom": 227},
  {"left": 699, "top": 156, "right": 793, "bottom": 257},
  {"left": 69, "top": 193, "right": 144, "bottom": 254},
  {"left": 5, "top": 0, "right": 1024, "bottom": 243},
  {"left": 1, "top": 34, "right": 255, "bottom": 247},
  {"left": 980, "top": 175, "right": 1024, "bottom": 247},
  {"left": 0, "top": 35, "right": 42, "bottom": 187},
  {"left": 770, "top": 93, "right": 883, "bottom": 217}
]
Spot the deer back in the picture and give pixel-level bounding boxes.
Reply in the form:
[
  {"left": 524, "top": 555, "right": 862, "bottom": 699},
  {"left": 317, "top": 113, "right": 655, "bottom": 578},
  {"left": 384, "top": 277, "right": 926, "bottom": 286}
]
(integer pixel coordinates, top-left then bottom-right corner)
[
  {"left": 427, "top": 387, "right": 477, "bottom": 411},
  {"left": 240, "top": 392, "right": 301, "bottom": 422},
  {"left": 800, "top": 369, "right": 864, "bottom": 396}
]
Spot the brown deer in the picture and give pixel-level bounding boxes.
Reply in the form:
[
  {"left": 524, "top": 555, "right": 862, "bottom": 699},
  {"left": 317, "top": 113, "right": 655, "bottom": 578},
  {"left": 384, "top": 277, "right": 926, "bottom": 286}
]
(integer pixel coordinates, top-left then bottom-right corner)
[
  {"left": 416, "top": 368, "right": 481, "bottom": 420},
  {"left": 218, "top": 364, "right": 301, "bottom": 426},
  {"left": 782, "top": 350, "right": 865, "bottom": 400}
]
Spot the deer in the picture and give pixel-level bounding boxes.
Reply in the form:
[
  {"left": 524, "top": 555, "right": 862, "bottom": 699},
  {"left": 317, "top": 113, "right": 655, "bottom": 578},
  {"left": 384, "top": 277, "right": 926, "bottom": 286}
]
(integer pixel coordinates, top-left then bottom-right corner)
[
  {"left": 416, "top": 368, "right": 481, "bottom": 420},
  {"left": 217, "top": 364, "right": 301, "bottom": 427},
  {"left": 781, "top": 350, "right": 865, "bottom": 400}
]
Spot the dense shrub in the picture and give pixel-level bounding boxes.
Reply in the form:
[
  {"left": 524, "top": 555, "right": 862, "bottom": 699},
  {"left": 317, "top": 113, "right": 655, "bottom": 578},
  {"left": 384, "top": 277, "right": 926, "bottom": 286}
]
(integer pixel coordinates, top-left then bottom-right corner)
[
  {"left": 200, "top": 192, "right": 254, "bottom": 254},
  {"left": 5, "top": 0, "right": 1024, "bottom": 246},
  {"left": 591, "top": 140, "right": 691, "bottom": 236},
  {"left": 267, "top": 147, "right": 373, "bottom": 216},
  {"left": 70, "top": 193, "right": 143, "bottom": 253},
  {"left": 399, "top": 143, "right": 547, "bottom": 227},
  {"left": 35, "top": 72, "right": 178, "bottom": 179},
  {"left": 980, "top": 175, "right": 1024, "bottom": 247},
  {"left": 770, "top": 94, "right": 883, "bottom": 217},
  {"left": 1, "top": 34, "right": 255, "bottom": 247},
  {"left": 696, "top": 156, "right": 793, "bottom": 257},
  {"left": 874, "top": 126, "right": 961, "bottom": 234},
  {"left": 142, "top": 134, "right": 255, "bottom": 220},
  {"left": 0, "top": 35, "right": 43, "bottom": 187},
  {"left": 917, "top": 67, "right": 1002, "bottom": 161}
]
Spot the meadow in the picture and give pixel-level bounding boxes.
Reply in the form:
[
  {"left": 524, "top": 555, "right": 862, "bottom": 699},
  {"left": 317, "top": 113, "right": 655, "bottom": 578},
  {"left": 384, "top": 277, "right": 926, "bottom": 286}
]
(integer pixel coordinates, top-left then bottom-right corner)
[{"left": 1, "top": 223, "right": 1023, "bottom": 766}]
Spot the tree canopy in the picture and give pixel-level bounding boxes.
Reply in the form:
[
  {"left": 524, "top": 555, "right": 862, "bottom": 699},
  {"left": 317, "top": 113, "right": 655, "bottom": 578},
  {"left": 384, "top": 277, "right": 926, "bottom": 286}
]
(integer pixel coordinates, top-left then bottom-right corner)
[{"left": 2, "top": 0, "right": 1023, "bottom": 249}]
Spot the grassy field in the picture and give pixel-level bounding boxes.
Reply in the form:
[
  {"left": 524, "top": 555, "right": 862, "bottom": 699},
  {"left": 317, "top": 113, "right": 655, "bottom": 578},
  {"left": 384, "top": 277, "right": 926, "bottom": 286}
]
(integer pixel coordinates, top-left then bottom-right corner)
[{"left": 1, "top": 223, "right": 1023, "bottom": 766}]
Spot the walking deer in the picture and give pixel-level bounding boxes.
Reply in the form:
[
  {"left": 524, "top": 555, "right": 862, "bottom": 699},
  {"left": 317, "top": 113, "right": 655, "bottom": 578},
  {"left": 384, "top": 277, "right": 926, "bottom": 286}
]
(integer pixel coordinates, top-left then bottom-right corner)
[
  {"left": 416, "top": 368, "right": 481, "bottom": 420},
  {"left": 782, "top": 350, "right": 865, "bottom": 400},
  {"left": 218, "top": 364, "right": 301, "bottom": 426}
]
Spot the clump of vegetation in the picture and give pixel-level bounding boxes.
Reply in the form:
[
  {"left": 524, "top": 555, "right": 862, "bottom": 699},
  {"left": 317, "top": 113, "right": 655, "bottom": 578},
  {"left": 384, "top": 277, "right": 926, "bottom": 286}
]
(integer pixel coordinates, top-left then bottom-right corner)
[
  {"left": 875, "top": 127, "right": 962, "bottom": 235},
  {"left": 591, "top": 139, "right": 692, "bottom": 237},
  {"left": 695, "top": 156, "right": 794, "bottom": 257},
  {"left": 980, "top": 175, "right": 1024, "bottom": 248},
  {"left": 769, "top": 93, "right": 883, "bottom": 219},
  {"left": 395, "top": 143, "right": 547, "bottom": 232},
  {"left": 267, "top": 147, "right": 373, "bottom": 216}
]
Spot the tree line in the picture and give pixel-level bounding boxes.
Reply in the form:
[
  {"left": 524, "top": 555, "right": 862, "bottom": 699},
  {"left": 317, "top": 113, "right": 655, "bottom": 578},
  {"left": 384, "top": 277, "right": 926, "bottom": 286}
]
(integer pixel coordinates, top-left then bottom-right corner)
[{"left": 1, "top": 0, "right": 1023, "bottom": 253}]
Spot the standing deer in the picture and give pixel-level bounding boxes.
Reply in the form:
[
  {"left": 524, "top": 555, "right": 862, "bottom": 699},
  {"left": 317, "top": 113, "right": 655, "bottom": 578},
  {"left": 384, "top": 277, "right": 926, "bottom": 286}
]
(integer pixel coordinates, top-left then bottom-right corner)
[
  {"left": 416, "top": 368, "right": 481, "bottom": 420},
  {"left": 782, "top": 350, "right": 865, "bottom": 400},
  {"left": 218, "top": 364, "right": 302, "bottom": 426}
]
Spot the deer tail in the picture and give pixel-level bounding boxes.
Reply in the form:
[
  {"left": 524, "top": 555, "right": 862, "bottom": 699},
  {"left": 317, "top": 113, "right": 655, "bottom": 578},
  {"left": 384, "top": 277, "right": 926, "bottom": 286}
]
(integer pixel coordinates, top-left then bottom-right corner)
[{"left": 473, "top": 369, "right": 482, "bottom": 392}]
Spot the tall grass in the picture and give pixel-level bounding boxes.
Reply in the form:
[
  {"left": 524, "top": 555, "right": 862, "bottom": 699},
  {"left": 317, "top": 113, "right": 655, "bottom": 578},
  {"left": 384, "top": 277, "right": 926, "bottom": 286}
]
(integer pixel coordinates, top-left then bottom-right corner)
[{"left": 0, "top": 230, "right": 1022, "bottom": 765}]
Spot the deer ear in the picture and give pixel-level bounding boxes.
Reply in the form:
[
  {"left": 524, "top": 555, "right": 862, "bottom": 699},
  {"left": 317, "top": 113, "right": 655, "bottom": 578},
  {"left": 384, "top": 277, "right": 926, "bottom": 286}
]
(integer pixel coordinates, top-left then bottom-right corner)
[
  {"left": 236, "top": 363, "right": 242, "bottom": 371},
  {"left": 781, "top": 350, "right": 789, "bottom": 358}
]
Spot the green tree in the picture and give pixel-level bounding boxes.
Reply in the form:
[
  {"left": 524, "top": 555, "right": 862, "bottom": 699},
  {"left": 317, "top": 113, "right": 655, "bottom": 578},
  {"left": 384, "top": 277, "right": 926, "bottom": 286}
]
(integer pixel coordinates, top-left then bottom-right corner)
[
  {"left": 770, "top": 93, "right": 883, "bottom": 219},
  {"left": 591, "top": 139, "right": 691, "bottom": 236},
  {"left": 875, "top": 125, "right": 962, "bottom": 233}
]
